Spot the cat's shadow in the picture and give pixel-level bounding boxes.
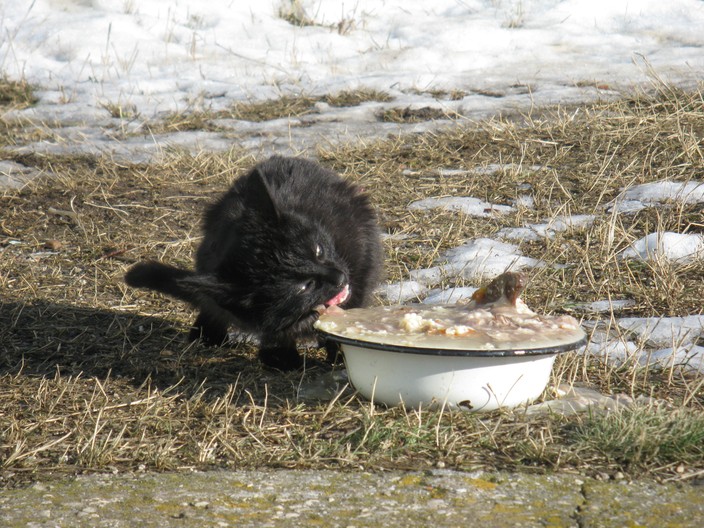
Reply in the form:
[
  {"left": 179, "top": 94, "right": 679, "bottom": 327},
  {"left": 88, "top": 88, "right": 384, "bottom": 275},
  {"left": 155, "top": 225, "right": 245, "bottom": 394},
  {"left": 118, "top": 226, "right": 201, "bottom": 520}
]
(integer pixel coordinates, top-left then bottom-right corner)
[{"left": 0, "top": 299, "right": 326, "bottom": 403}]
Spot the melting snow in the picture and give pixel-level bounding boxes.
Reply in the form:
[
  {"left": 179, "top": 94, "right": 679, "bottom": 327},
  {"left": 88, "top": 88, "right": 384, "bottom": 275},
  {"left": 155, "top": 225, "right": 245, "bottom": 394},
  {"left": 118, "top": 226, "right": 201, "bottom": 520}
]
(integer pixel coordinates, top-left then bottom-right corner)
[
  {"left": 621, "top": 232, "right": 704, "bottom": 264},
  {"left": 408, "top": 196, "right": 514, "bottom": 218},
  {"left": 609, "top": 181, "right": 704, "bottom": 213},
  {"left": 617, "top": 315, "right": 704, "bottom": 347},
  {"left": 498, "top": 214, "right": 597, "bottom": 241}
]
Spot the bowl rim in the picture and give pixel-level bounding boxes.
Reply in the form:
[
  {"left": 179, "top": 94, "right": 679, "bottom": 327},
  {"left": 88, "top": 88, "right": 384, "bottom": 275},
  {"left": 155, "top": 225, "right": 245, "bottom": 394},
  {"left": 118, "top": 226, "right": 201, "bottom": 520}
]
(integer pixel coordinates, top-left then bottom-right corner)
[{"left": 317, "top": 330, "right": 587, "bottom": 357}]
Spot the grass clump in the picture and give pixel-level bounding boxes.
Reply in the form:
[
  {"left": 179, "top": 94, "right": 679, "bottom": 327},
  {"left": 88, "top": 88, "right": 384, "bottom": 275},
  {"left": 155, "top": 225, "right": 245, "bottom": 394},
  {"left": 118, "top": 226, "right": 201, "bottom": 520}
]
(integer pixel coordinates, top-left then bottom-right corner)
[
  {"left": 278, "top": 0, "right": 317, "bottom": 28},
  {"left": 324, "top": 89, "right": 393, "bottom": 107},
  {"left": 378, "top": 106, "right": 455, "bottom": 123},
  {"left": 145, "top": 110, "right": 225, "bottom": 134},
  {"left": 100, "top": 101, "right": 139, "bottom": 120},
  {"left": 408, "top": 88, "right": 468, "bottom": 101},
  {"left": 0, "top": 76, "right": 36, "bottom": 109},
  {"left": 569, "top": 405, "right": 704, "bottom": 469},
  {"left": 277, "top": 0, "right": 356, "bottom": 34},
  {"left": 230, "top": 95, "right": 320, "bottom": 122},
  {"left": 0, "top": 76, "right": 42, "bottom": 147}
]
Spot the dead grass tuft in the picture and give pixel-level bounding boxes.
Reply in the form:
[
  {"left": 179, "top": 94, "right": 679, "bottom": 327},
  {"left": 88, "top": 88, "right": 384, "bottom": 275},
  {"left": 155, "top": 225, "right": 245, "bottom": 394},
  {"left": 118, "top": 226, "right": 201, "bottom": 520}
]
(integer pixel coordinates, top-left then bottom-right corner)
[
  {"left": 140, "top": 90, "right": 394, "bottom": 132},
  {"left": 378, "top": 106, "right": 456, "bottom": 123},
  {"left": 277, "top": 0, "right": 356, "bottom": 34},
  {"left": 407, "top": 88, "right": 468, "bottom": 101},
  {"left": 325, "top": 89, "right": 393, "bottom": 107},
  {"left": 567, "top": 404, "right": 704, "bottom": 471},
  {"left": 230, "top": 95, "right": 320, "bottom": 122},
  {"left": 0, "top": 76, "right": 45, "bottom": 147},
  {"left": 0, "top": 77, "right": 36, "bottom": 109}
]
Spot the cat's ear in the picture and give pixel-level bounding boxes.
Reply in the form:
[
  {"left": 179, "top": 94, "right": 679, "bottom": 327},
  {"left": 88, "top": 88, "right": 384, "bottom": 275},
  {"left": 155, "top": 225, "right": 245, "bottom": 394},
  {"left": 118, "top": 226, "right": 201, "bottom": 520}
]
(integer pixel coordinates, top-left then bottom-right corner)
[{"left": 249, "top": 167, "right": 281, "bottom": 222}]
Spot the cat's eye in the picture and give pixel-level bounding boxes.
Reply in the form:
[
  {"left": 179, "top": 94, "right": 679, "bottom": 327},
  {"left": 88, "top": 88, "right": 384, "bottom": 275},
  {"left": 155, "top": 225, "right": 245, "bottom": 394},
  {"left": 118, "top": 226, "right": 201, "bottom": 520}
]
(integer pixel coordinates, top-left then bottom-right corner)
[
  {"left": 314, "top": 244, "right": 323, "bottom": 259},
  {"left": 299, "top": 279, "right": 315, "bottom": 293}
]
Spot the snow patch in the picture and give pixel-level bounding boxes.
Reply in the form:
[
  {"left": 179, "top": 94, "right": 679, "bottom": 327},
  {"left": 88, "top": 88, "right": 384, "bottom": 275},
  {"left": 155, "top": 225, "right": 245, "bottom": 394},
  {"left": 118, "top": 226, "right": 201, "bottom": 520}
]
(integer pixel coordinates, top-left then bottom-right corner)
[
  {"left": 377, "top": 281, "right": 428, "bottom": 303},
  {"left": 422, "top": 287, "right": 478, "bottom": 305},
  {"left": 498, "top": 214, "right": 596, "bottom": 241},
  {"left": 617, "top": 315, "right": 704, "bottom": 347},
  {"left": 609, "top": 181, "right": 704, "bottom": 213},
  {"left": 621, "top": 232, "right": 704, "bottom": 264},
  {"left": 639, "top": 345, "right": 704, "bottom": 374},
  {"left": 408, "top": 197, "right": 514, "bottom": 218},
  {"left": 581, "top": 331, "right": 640, "bottom": 364},
  {"left": 442, "top": 238, "right": 543, "bottom": 280}
]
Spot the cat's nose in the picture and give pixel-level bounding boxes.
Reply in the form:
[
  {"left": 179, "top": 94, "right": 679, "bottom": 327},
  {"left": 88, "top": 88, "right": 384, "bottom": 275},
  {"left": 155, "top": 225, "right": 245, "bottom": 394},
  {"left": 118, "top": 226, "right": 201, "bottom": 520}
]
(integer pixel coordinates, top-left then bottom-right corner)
[{"left": 327, "top": 269, "right": 348, "bottom": 288}]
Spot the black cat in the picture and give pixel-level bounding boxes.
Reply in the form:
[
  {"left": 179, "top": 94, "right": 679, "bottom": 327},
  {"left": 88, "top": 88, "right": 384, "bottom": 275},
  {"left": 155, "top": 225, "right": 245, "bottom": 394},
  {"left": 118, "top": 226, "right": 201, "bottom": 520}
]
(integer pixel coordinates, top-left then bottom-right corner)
[{"left": 125, "top": 156, "right": 384, "bottom": 370}]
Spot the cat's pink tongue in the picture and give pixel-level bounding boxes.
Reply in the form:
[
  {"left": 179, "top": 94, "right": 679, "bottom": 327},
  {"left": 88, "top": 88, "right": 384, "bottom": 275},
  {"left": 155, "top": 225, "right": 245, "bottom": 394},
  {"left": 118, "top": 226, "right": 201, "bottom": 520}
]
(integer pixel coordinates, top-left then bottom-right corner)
[{"left": 325, "top": 284, "right": 350, "bottom": 307}]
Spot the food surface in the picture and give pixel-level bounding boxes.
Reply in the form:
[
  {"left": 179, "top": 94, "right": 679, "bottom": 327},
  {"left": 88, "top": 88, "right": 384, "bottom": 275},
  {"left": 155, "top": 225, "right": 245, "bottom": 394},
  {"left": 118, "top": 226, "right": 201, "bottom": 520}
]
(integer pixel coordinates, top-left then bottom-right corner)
[{"left": 315, "top": 272, "right": 585, "bottom": 351}]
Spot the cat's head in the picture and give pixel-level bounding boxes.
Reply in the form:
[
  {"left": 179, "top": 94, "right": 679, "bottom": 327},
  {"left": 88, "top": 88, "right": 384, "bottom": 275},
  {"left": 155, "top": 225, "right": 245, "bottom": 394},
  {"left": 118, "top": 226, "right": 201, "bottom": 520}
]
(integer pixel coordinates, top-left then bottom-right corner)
[
  {"left": 231, "top": 210, "right": 351, "bottom": 332},
  {"left": 182, "top": 168, "right": 352, "bottom": 334}
]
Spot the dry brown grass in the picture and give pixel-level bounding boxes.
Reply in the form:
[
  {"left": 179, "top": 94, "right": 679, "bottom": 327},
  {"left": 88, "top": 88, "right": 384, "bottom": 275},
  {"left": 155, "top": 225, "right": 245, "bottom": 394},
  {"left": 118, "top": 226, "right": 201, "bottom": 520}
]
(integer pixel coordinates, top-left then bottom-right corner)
[
  {"left": 277, "top": 0, "right": 356, "bottom": 35},
  {"left": 0, "top": 77, "right": 36, "bottom": 108},
  {"left": 0, "top": 77, "right": 47, "bottom": 147},
  {"left": 1, "top": 84, "right": 703, "bottom": 488},
  {"left": 139, "top": 89, "right": 394, "bottom": 134},
  {"left": 377, "top": 106, "right": 456, "bottom": 123},
  {"left": 229, "top": 90, "right": 393, "bottom": 122}
]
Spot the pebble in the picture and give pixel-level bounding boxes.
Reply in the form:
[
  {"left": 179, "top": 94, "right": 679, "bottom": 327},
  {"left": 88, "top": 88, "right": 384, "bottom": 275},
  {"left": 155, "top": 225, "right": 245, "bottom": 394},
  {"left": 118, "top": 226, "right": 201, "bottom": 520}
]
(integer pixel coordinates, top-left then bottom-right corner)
[{"left": 43, "top": 239, "right": 62, "bottom": 251}]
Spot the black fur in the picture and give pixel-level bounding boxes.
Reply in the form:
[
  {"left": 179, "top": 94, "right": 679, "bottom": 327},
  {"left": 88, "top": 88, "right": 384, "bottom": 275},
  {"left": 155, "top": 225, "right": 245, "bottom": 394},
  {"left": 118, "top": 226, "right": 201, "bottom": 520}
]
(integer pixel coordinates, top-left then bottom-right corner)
[{"left": 125, "top": 156, "right": 383, "bottom": 370}]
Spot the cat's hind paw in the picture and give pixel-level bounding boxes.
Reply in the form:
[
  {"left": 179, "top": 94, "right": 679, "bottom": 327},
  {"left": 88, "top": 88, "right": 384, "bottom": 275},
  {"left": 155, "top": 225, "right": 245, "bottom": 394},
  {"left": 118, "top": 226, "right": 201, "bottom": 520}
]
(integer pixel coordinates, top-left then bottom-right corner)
[{"left": 258, "top": 346, "right": 302, "bottom": 371}]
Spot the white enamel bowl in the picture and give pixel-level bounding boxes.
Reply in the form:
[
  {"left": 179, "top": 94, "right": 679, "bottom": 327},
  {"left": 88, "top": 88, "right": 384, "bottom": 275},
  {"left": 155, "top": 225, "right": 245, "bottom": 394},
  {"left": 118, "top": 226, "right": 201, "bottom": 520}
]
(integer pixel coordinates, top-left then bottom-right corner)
[
  {"left": 316, "top": 307, "right": 587, "bottom": 411},
  {"left": 316, "top": 301, "right": 586, "bottom": 411}
]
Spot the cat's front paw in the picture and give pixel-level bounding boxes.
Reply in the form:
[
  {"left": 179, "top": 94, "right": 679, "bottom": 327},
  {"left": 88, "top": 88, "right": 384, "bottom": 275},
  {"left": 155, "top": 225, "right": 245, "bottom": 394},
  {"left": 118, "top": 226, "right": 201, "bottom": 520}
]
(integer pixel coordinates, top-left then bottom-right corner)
[
  {"left": 258, "top": 346, "right": 302, "bottom": 371},
  {"left": 189, "top": 326, "right": 229, "bottom": 347},
  {"left": 189, "top": 312, "right": 229, "bottom": 346}
]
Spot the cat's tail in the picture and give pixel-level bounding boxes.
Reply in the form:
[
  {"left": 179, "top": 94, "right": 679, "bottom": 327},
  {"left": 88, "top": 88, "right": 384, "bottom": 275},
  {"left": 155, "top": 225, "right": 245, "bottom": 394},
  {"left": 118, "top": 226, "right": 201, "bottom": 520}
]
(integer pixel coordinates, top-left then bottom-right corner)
[{"left": 125, "top": 261, "right": 201, "bottom": 305}]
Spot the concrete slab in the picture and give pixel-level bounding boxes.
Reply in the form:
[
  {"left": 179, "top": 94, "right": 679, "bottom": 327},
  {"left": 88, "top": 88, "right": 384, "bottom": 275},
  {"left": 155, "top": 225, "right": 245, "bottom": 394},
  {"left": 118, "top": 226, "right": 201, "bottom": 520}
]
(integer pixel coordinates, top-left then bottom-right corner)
[{"left": 1, "top": 469, "right": 702, "bottom": 527}]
